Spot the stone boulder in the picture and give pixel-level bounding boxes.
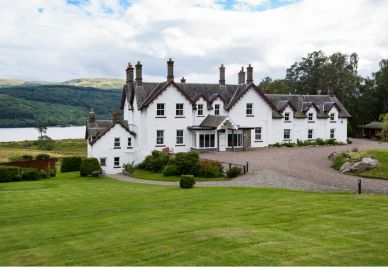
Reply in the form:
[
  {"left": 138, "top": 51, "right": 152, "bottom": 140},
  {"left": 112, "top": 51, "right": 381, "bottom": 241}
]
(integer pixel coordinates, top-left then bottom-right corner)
[
  {"left": 328, "top": 152, "right": 338, "bottom": 160},
  {"left": 339, "top": 157, "right": 379, "bottom": 173}
]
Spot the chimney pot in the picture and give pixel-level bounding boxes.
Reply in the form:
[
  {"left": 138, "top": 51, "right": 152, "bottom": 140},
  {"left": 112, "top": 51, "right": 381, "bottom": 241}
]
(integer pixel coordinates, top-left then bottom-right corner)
[
  {"left": 238, "top": 67, "right": 246, "bottom": 84},
  {"left": 167, "top": 58, "right": 174, "bottom": 81},
  {"left": 89, "top": 109, "right": 95, "bottom": 123},
  {"left": 180, "top": 77, "right": 186, "bottom": 83},
  {"left": 126, "top": 62, "right": 134, "bottom": 83},
  {"left": 112, "top": 110, "right": 122, "bottom": 122},
  {"left": 246, "top": 64, "right": 253, "bottom": 83},
  {"left": 135, "top": 61, "right": 142, "bottom": 86},
  {"left": 219, "top": 64, "right": 225, "bottom": 86}
]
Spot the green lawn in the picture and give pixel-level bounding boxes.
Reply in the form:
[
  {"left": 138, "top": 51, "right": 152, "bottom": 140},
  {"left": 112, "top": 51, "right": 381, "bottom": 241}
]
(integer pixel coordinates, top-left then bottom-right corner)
[
  {"left": 1, "top": 172, "right": 388, "bottom": 265},
  {"left": 358, "top": 149, "right": 388, "bottom": 180},
  {"left": 132, "top": 169, "right": 229, "bottom": 182}
]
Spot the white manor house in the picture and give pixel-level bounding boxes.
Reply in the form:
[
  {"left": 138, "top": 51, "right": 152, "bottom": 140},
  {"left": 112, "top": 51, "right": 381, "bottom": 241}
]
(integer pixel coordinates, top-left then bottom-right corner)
[{"left": 86, "top": 59, "right": 350, "bottom": 174}]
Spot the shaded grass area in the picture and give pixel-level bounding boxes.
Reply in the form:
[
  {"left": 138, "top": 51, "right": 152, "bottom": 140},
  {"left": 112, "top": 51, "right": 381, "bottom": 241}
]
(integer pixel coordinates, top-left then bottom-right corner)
[
  {"left": 0, "top": 139, "right": 86, "bottom": 162},
  {"left": 132, "top": 169, "right": 229, "bottom": 182},
  {"left": 1, "top": 172, "right": 388, "bottom": 265},
  {"left": 358, "top": 149, "right": 388, "bottom": 180}
]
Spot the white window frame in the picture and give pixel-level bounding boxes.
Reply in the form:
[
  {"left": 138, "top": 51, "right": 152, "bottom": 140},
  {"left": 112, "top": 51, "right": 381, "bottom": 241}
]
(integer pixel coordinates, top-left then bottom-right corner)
[
  {"left": 127, "top": 137, "right": 132, "bottom": 148},
  {"left": 156, "top": 130, "right": 164, "bottom": 145},
  {"left": 330, "top": 113, "right": 335, "bottom": 121},
  {"left": 100, "top": 158, "right": 106, "bottom": 167},
  {"left": 214, "top": 104, "right": 220, "bottom": 115},
  {"left": 255, "top": 127, "right": 262, "bottom": 141},
  {"left": 176, "top": 130, "right": 184, "bottom": 145},
  {"left": 284, "top": 129, "right": 291, "bottom": 140},
  {"left": 227, "top": 133, "right": 243, "bottom": 147},
  {"left": 197, "top": 104, "right": 204, "bottom": 116},
  {"left": 284, "top": 112, "right": 290, "bottom": 121},
  {"left": 199, "top": 133, "right": 215, "bottom": 148},
  {"left": 114, "top": 157, "right": 120, "bottom": 168},
  {"left": 308, "top": 129, "right": 314, "bottom": 140},
  {"left": 176, "top": 103, "right": 184, "bottom": 117},
  {"left": 330, "top": 128, "right": 335, "bottom": 139},
  {"left": 246, "top": 103, "right": 253, "bottom": 116},
  {"left": 156, "top": 103, "right": 165, "bottom": 117},
  {"left": 308, "top": 113, "right": 314, "bottom": 121},
  {"left": 114, "top": 137, "right": 120, "bottom": 148}
]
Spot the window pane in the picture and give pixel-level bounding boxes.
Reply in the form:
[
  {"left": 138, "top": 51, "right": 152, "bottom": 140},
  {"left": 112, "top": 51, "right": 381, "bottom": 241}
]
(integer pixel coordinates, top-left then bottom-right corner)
[
  {"left": 210, "top": 134, "right": 215, "bottom": 147},
  {"left": 199, "top": 134, "right": 204, "bottom": 147}
]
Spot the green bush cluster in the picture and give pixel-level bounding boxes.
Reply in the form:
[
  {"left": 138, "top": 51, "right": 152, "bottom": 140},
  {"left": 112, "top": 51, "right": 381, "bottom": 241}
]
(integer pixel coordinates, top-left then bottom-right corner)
[
  {"left": 61, "top": 157, "right": 83, "bottom": 172},
  {"left": 180, "top": 175, "right": 195, "bottom": 188},
  {"left": 80, "top": 158, "right": 101, "bottom": 177},
  {"left": 162, "top": 164, "right": 177, "bottom": 176},
  {"left": 270, "top": 139, "right": 344, "bottom": 148},
  {"left": 36, "top": 153, "right": 50, "bottom": 160},
  {"left": 123, "top": 163, "right": 135, "bottom": 174},
  {"left": 226, "top": 166, "right": 242, "bottom": 178},
  {"left": 0, "top": 166, "right": 56, "bottom": 183},
  {"left": 140, "top": 150, "right": 169, "bottom": 172},
  {"left": 199, "top": 160, "right": 223, "bottom": 178},
  {"left": 9, "top": 154, "right": 51, "bottom": 162},
  {"left": 175, "top": 152, "right": 200, "bottom": 176}
]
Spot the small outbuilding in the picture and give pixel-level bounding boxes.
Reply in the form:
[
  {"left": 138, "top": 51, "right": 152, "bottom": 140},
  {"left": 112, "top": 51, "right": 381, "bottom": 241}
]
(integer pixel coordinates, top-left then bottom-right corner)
[{"left": 358, "top": 122, "right": 383, "bottom": 139}]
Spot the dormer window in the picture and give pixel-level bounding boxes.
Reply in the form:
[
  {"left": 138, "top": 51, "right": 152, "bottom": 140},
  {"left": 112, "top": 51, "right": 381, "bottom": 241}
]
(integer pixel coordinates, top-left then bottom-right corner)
[
  {"left": 197, "top": 104, "right": 203, "bottom": 116},
  {"left": 330, "top": 113, "right": 335, "bottom": 121},
  {"left": 114, "top": 137, "right": 120, "bottom": 149},
  {"left": 308, "top": 113, "right": 313, "bottom": 121},
  {"left": 176, "top": 103, "right": 184, "bottom": 117},
  {"left": 284, "top": 112, "right": 290, "bottom": 121},
  {"left": 246, "top": 103, "right": 253, "bottom": 116},
  {"left": 214, "top": 104, "right": 220, "bottom": 115},
  {"left": 156, "top": 103, "right": 165, "bottom": 117}
]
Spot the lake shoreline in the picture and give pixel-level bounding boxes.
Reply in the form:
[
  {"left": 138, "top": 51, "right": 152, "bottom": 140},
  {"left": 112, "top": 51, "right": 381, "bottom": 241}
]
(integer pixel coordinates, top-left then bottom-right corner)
[{"left": 0, "top": 126, "right": 86, "bottom": 142}]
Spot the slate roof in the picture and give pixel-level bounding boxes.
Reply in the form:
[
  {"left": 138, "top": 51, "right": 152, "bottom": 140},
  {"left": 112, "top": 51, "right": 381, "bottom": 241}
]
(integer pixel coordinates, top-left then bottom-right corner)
[
  {"left": 85, "top": 119, "right": 136, "bottom": 145},
  {"left": 199, "top": 115, "right": 228, "bottom": 128},
  {"left": 121, "top": 81, "right": 351, "bottom": 119},
  {"left": 358, "top": 122, "right": 383, "bottom": 129}
]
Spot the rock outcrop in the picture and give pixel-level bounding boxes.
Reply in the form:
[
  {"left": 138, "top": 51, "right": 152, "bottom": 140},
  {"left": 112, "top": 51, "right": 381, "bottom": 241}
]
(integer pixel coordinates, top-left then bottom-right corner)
[{"left": 339, "top": 157, "right": 379, "bottom": 173}]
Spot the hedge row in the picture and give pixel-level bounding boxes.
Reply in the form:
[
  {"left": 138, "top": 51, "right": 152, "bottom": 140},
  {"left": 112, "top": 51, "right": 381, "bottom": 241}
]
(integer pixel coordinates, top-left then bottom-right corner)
[{"left": 0, "top": 166, "right": 56, "bottom": 183}]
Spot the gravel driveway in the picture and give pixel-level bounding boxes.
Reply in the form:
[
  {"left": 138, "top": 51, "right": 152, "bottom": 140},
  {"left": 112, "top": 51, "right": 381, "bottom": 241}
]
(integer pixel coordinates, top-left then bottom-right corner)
[{"left": 200, "top": 138, "right": 388, "bottom": 194}]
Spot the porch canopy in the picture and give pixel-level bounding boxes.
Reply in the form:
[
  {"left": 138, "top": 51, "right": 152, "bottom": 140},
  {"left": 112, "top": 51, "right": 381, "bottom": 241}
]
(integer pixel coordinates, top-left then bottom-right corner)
[{"left": 188, "top": 115, "right": 238, "bottom": 131}]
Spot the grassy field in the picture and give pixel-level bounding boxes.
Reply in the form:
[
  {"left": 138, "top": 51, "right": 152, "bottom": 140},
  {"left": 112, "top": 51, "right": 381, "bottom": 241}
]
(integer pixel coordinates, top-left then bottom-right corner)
[
  {"left": 0, "top": 139, "right": 86, "bottom": 162},
  {"left": 133, "top": 169, "right": 229, "bottom": 181},
  {"left": 359, "top": 149, "right": 388, "bottom": 180},
  {"left": 1, "top": 172, "right": 388, "bottom": 265}
]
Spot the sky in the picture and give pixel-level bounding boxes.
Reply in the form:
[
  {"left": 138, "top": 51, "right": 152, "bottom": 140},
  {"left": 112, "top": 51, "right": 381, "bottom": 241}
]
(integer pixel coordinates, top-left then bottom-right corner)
[{"left": 0, "top": 0, "right": 387, "bottom": 84}]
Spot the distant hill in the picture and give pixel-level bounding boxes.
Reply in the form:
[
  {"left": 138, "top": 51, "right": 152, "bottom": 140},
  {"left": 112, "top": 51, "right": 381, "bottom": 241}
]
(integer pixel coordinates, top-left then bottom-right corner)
[
  {"left": 0, "top": 78, "right": 124, "bottom": 89},
  {"left": 0, "top": 84, "right": 122, "bottom": 128}
]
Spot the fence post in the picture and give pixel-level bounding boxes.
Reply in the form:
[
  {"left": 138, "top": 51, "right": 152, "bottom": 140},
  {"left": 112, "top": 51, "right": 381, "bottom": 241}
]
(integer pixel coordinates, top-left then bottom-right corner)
[
  {"left": 243, "top": 165, "right": 246, "bottom": 174},
  {"left": 246, "top": 161, "right": 249, "bottom": 173},
  {"left": 358, "top": 179, "right": 362, "bottom": 195},
  {"left": 229, "top": 163, "right": 231, "bottom": 171}
]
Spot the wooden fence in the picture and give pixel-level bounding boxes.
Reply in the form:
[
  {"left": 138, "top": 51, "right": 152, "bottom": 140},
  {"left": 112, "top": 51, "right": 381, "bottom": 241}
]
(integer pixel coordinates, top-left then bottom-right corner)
[
  {"left": 201, "top": 159, "right": 249, "bottom": 174},
  {"left": 0, "top": 158, "right": 57, "bottom": 171}
]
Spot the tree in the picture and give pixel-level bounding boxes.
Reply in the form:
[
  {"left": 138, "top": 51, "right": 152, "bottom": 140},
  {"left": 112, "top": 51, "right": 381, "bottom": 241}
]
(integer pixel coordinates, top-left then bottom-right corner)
[
  {"left": 380, "top": 113, "right": 388, "bottom": 141},
  {"left": 374, "top": 59, "right": 388, "bottom": 116},
  {"left": 35, "top": 121, "right": 47, "bottom": 137},
  {"left": 258, "top": 77, "right": 292, "bottom": 94}
]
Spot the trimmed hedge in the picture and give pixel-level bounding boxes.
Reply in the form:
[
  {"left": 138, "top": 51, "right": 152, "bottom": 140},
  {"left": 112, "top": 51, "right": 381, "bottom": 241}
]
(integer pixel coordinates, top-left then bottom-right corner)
[
  {"left": 0, "top": 166, "right": 22, "bottom": 182},
  {"left": 162, "top": 164, "right": 177, "bottom": 177},
  {"left": 80, "top": 158, "right": 101, "bottom": 177},
  {"left": 180, "top": 175, "right": 195, "bottom": 188},
  {"left": 175, "top": 152, "right": 200, "bottom": 176},
  {"left": 61, "top": 157, "right": 83, "bottom": 172},
  {"left": 21, "top": 168, "right": 45, "bottom": 180}
]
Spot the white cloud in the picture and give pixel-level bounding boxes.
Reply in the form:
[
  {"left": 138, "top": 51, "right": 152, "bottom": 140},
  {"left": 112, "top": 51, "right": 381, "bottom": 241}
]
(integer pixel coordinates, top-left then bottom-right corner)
[{"left": 0, "top": 0, "right": 387, "bottom": 83}]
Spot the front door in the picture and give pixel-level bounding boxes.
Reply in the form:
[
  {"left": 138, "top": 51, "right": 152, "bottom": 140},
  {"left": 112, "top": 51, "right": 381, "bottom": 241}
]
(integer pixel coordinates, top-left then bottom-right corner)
[{"left": 219, "top": 132, "right": 226, "bottom": 151}]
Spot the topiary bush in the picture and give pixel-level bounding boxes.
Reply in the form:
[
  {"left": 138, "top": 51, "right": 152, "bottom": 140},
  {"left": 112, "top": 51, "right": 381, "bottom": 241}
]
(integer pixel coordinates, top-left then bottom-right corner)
[
  {"left": 142, "top": 150, "right": 169, "bottom": 172},
  {"left": 61, "top": 156, "right": 83, "bottom": 172},
  {"left": 175, "top": 152, "right": 200, "bottom": 175},
  {"left": 199, "top": 160, "right": 222, "bottom": 178},
  {"left": 227, "top": 166, "right": 242, "bottom": 178},
  {"left": 180, "top": 175, "right": 195, "bottom": 188},
  {"left": 80, "top": 157, "right": 101, "bottom": 177},
  {"left": 0, "top": 166, "right": 22, "bottom": 182},
  {"left": 162, "top": 164, "right": 177, "bottom": 177},
  {"left": 36, "top": 153, "right": 50, "bottom": 160}
]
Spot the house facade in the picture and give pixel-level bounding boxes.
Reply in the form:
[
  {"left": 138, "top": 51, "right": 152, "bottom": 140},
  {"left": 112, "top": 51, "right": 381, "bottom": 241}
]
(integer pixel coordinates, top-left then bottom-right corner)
[{"left": 86, "top": 59, "right": 350, "bottom": 174}]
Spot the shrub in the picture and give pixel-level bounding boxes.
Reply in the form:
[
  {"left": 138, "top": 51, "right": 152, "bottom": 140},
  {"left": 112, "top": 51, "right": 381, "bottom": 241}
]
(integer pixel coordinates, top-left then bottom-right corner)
[
  {"left": 199, "top": 160, "right": 222, "bottom": 178},
  {"left": 21, "top": 168, "right": 43, "bottom": 180},
  {"left": 36, "top": 153, "right": 50, "bottom": 160},
  {"left": 227, "top": 166, "right": 242, "bottom": 178},
  {"left": 142, "top": 150, "right": 169, "bottom": 172},
  {"left": 315, "top": 138, "right": 325, "bottom": 145},
  {"left": 37, "top": 135, "right": 54, "bottom": 150},
  {"left": 9, "top": 155, "right": 34, "bottom": 162},
  {"left": 0, "top": 166, "right": 22, "bottom": 182},
  {"left": 47, "top": 167, "right": 57, "bottom": 177},
  {"left": 180, "top": 175, "right": 195, "bottom": 188},
  {"left": 331, "top": 153, "right": 348, "bottom": 170},
  {"left": 162, "top": 164, "right": 177, "bottom": 176},
  {"left": 80, "top": 158, "right": 101, "bottom": 177},
  {"left": 326, "top": 139, "right": 336, "bottom": 145},
  {"left": 123, "top": 163, "right": 134, "bottom": 174},
  {"left": 175, "top": 152, "right": 200, "bottom": 175},
  {"left": 61, "top": 156, "right": 83, "bottom": 172}
]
